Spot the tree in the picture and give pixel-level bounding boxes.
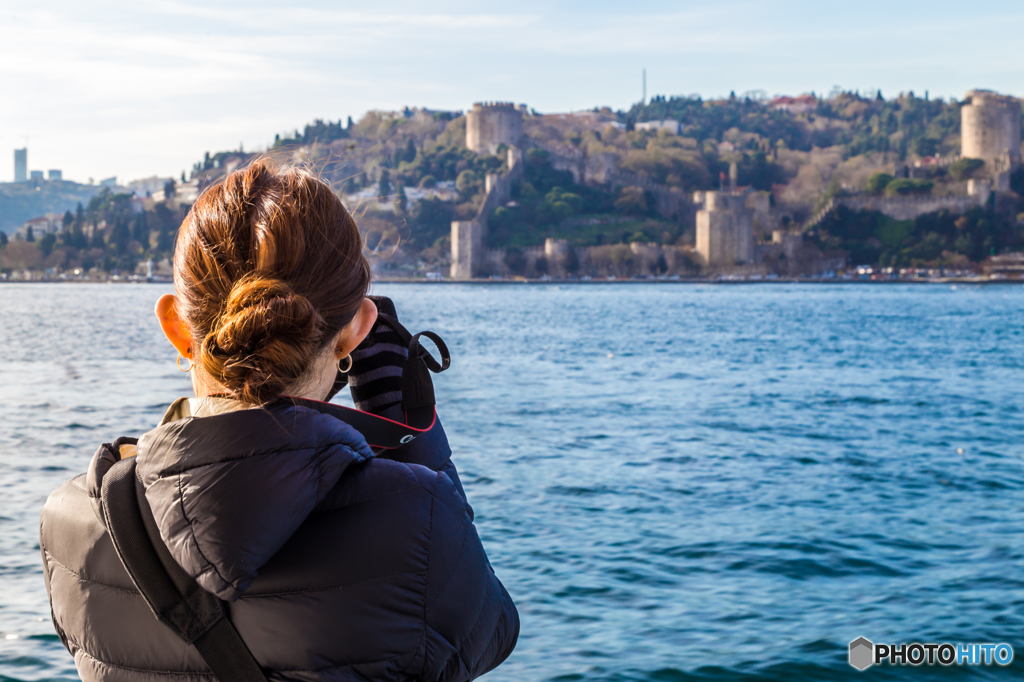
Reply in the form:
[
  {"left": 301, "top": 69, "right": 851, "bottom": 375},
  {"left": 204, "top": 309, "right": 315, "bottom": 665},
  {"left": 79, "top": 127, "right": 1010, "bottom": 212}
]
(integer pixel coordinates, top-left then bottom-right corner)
[
  {"left": 378, "top": 169, "right": 392, "bottom": 197},
  {"left": 0, "top": 231, "right": 7, "bottom": 248},
  {"left": 402, "top": 139, "right": 417, "bottom": 164},
  {"left": 865, "top": 172, "right": 894, "bottom": 195},
  {"left": 885, "top": 178, "right": 933, "bottom": 197},
  {"left": 164, "top": 179, "right": 176, "bottom": 199},
  {"left": 564, "top": 246, "right": 580, "bottom": 275},
  {"left": 26, "top": 226, "right": 35, "bottom": 242},
  {"left": 615, "top": 186, "right": 647, "bottom": 214},
  {"left": 62, "top": 210, "right": 74, "bottom": 230},
  {"left": 133, "top": 212, "right": 149, "bottom": 245},
  {"left": 505, "top": 247, "right": 526, "bottom": 274},
  {"left": 949, "top": 158, "right": 984, "bottom": 182},
  {"left": 39, "top": 232, "right": 56, "bottom": 257},
  {"left": 455, "top": 170, "right": 477, "bottom": 195}
]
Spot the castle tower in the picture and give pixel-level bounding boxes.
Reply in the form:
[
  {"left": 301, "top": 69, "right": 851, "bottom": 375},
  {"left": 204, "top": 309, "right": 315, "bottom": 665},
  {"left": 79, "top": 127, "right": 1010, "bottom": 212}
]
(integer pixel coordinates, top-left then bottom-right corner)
[
  {"left": 466, "top": 102, "right": 524, "bottom": 155},
  {"left": 694, "top": 191, "right": 754, "bottom": 267},
  {"left": 961, "top": 90, "right": 1022, "bottom": 178}
]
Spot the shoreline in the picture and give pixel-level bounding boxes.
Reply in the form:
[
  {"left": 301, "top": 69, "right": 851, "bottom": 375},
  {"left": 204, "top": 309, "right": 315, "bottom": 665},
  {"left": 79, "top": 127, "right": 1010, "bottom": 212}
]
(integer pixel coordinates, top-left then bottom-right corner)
[{"left": 1, "top": 276, "right": 1020, "bottom": 286}]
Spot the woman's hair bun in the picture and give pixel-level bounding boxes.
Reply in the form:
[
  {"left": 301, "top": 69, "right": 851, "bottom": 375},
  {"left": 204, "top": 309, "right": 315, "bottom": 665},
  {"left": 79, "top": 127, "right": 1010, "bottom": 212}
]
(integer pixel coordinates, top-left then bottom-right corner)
[
  {"left": 200, "top": 276, "right": 324, "bottom": 405},
  {"left": 173, "top": 160, "right": 372, "bottom": 405}
]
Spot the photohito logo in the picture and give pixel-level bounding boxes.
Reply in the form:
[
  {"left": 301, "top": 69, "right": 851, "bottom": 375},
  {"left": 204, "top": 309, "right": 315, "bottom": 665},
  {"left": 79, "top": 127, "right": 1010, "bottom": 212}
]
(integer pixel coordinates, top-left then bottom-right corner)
[{"left": 849, "top": 638, "right": 1013, "bottom": 670}]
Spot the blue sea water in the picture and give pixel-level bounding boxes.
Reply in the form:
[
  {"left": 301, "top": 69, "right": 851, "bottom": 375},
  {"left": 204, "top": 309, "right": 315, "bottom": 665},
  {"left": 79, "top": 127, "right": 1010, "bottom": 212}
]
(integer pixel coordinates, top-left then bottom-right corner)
[{"left": 1, "top": 282, "right": 1023, "bottom": 681}]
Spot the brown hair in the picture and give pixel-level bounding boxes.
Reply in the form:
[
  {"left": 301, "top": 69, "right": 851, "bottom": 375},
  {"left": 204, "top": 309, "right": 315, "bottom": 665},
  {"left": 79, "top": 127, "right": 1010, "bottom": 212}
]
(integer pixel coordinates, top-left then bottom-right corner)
[{"left": 173, "top": 160, "right": 371, "bottom": 404}]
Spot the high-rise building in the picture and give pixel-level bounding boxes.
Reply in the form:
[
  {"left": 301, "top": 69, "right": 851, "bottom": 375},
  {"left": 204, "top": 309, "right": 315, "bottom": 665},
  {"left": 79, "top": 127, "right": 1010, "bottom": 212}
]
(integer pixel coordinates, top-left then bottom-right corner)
[
  {"left": 48, "top": 169, "right": 62, "bottom": 181},
  {"left": 30, "top": 170, "right": 44, "bottom": 181},
  {"left": 14, "top": 148, "right": 27, "bottom": 182}
]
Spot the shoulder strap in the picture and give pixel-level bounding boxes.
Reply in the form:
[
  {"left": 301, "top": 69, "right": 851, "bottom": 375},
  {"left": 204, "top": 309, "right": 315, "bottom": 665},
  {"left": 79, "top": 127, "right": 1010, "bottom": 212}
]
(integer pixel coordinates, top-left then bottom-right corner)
[{"left": 100, "top": 456, "right": 268, "bottom": 682}]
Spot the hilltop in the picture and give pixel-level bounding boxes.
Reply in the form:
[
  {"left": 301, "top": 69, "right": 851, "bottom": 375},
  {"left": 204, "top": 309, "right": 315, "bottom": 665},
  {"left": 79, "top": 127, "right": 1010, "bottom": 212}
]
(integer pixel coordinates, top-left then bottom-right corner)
[{"left": 3, "top": 89, "right": 1023, "bottom": 280}]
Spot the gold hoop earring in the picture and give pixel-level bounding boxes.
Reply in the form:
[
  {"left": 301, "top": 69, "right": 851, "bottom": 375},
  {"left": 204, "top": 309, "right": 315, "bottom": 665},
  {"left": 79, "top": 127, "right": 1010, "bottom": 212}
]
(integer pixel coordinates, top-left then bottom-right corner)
[
  {"left": 177, "top": 353, "right": 193, "bottom": 372},
  {"left": 338, "top": 355, "right": 353, "bottom": 373}
]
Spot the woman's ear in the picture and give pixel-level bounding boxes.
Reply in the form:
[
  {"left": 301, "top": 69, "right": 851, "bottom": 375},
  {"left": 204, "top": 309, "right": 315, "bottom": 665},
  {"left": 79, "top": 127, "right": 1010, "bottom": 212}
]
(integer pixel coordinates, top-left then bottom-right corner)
[
  {"left": 335, "top": 297, "right": 379, "bottom": 359},
  {"left": 155, "top": 294, "right": 193, "bottom": 357}
]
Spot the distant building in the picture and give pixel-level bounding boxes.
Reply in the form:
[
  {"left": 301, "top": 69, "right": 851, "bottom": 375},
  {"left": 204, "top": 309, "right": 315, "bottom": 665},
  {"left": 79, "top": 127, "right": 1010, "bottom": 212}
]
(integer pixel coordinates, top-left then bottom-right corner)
[
  {"left": 694, "top": 191, "right": 755, "bottom": 267},
  {"left": 636, "top": 120, "right": 681, "bottom": 135},
  {"left": 30, "top": 170, "right": 44, "bottom": 180},
  {"left": 48, "top": 169, "right": 62, "bottom": 181},
  {"left": 126, "top": 176, "right": 172, "bottom": 197},
  {"left": 14, "top": 213, "right": 63, "bottom": 240},
  {"left": 769, "top": 94, "right": 817, "bottom": 114},
  {"left": 13, "top": 148, "right": 27, "bottom": 182},
  {"left": 961, "top": 89, "right": 1022, "bottom": 190},
  {"left": 99, "top": 177, "right": 118, "bottom": 187},
  {"left": 466, "top": 102, "right": 524, "bottom": 155}
]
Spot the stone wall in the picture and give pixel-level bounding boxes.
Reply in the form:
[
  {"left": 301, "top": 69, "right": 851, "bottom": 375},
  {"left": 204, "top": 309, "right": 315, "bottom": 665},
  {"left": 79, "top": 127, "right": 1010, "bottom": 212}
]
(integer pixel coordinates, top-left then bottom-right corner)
[
  {"left": 450, "top": 147, "right": 524, "bottom": 279},
  {"left": 837, "top": 194, "right": 984, "bottom": 221}
]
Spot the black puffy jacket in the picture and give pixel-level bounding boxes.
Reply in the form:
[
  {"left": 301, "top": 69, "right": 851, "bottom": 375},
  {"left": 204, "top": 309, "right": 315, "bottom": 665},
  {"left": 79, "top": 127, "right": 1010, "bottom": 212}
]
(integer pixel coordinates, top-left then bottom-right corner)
[{"left": 40, "top": 398, "right": 519, "bottom": 681}]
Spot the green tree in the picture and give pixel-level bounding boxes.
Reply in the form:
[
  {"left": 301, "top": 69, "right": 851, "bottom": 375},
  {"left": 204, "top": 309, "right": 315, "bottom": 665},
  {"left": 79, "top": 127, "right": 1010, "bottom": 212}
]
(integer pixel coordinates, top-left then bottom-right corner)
[
  {"left": 378, "top": 169, "right": 392, "bottom": 197},
  {"left": 26, "top": 225, "right": 35, "bottom": 242},
  {"left": 949, "top": 158, "right": 984, "bottom": 181},
  {"left": 0, "top": 231, "right": 7, "bottom": 248},
  {"left": 39, "top": 232, "right": 57, "bottom": 257},
  {"left": 885, "top": 178, "right": 933, "bottom": 197},
  {"left": 615, "top": 186, "right": 648, "bottom": 214},
  {"left": 865, "top": 172, "right": 894, "bottom": 195},
  {"left": 455, "top": 170, "right": 477, "bottom": 195},
  {"left": 402, "top": 139, "right": 417, "bottom": 164}
]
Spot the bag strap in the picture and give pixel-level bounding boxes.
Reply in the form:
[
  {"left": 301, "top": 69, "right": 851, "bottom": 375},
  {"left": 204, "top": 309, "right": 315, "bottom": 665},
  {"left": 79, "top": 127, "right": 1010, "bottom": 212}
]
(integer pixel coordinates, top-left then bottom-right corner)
[{"left": 100, "top": 455, "right": 268, "bottom": 682}]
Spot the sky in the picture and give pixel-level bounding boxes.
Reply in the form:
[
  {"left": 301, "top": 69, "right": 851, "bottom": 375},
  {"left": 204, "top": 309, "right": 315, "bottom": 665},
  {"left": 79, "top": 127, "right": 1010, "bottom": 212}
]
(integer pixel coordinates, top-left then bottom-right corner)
[{"left": 0, "top": 0, "right": 1022, "bottom": 184}]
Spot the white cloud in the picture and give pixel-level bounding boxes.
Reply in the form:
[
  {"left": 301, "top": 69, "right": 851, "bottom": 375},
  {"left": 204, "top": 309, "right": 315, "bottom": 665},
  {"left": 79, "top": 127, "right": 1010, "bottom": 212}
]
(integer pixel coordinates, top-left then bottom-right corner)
[{"left": 0, "top": 1, "right": 1020, "bottom": 182}]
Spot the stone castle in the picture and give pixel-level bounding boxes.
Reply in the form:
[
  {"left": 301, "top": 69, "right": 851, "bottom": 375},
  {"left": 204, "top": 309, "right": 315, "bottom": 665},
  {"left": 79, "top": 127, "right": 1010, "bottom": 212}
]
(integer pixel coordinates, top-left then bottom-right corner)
[
  {"left": 451, "top": 103, "right": 527, "bottom": 279},
  {"left": 466, "top": 102, "right": 526, "bottom": 155},
  {"left": 450, "top": 89, "right": 1023, "bottom": 278}
]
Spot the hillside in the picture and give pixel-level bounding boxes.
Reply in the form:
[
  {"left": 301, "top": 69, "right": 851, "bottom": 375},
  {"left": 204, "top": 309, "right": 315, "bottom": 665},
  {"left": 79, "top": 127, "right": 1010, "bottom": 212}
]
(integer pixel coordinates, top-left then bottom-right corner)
[
  {"left": 0, "top": 181, "right": 103, "bottom": 234},
  {"left": 5, "top": 90, "right": 1022, "bottom": 278}
]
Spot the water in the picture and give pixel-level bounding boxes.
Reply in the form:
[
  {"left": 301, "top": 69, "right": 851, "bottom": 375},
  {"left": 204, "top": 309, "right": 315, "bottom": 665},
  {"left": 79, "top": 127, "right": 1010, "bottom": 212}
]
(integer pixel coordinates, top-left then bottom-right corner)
[{"left": 2, "top": 282, "right": 1023, "bottom": 681}]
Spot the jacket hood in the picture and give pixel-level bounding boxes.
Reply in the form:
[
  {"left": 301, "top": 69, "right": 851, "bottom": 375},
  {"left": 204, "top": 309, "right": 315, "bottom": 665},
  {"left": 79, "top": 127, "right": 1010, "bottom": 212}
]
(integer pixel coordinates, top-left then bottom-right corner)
[{"left": 126, "top": 403, "right": 373, "bottom": 601}]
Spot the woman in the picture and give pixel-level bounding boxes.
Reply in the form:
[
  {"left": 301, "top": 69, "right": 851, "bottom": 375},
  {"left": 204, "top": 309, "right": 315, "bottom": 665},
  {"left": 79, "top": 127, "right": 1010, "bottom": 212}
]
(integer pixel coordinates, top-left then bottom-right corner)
[{"left": 39, "top": 161, "right": 519, "bottom": 681}]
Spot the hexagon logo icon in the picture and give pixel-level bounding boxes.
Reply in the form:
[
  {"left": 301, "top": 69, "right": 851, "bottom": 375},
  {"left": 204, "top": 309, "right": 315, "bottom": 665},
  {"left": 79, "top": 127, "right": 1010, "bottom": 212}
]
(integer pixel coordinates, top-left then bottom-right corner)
[{"left": 849, "top": 637, "right": 874, "bottom": 671}]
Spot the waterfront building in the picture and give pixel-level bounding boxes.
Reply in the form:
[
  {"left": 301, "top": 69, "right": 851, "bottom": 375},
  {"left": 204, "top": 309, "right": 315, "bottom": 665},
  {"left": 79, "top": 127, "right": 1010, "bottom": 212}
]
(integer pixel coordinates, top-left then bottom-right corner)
[{"left": 694, "top": 191, "right": 755, "bottom": 267}]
